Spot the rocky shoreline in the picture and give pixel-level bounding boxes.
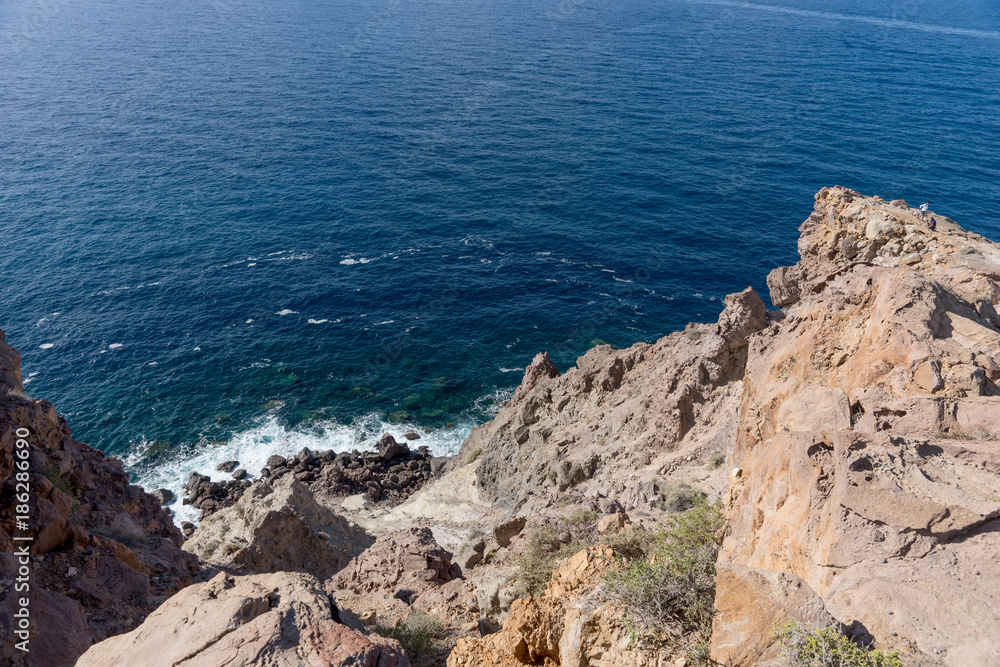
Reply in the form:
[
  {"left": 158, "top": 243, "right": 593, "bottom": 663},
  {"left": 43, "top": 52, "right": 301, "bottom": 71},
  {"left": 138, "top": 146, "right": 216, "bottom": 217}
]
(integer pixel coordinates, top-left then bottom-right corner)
[
  {"left": 2, "top": 187, "right": 998, "bottom": 666},
  {"left": 179, "top": 432, "right": 448, "bottom": 523}
]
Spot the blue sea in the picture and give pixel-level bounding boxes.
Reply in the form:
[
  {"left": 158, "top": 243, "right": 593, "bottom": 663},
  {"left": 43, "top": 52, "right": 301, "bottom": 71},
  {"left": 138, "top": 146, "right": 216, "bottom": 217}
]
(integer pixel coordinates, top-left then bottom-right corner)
[{"left": 2, "top": 0, "right": 999, "bottom": 516}]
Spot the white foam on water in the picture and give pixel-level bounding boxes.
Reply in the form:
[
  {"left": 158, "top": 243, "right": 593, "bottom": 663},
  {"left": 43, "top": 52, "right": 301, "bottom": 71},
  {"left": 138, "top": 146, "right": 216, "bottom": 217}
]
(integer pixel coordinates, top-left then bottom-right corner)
[
  {"left": 275, "top": 310, "right": 298, "bottom": 316},
  {"left": 339, "top": 258, "right": 359, "bottom": 265},
  {"left": 194, "top": 347, "right": 201, "bottom": 352},
  {"left": 38, "top": 343, "right": 54, "bottom": 349},
  {"left": 689, "top": 0, "right": 1000, "bottom": 39},
  {"left": 108, "top": 343, "right": 123, "bottom": 349},
  {"left": 307, "top": 319, "right": 329, "bottom": 324},
  {"left": 245, "top": 319, "right": 254, "bottom": 324},
  {"left": 127, "top": 413, "right": 481, "bottom": 525},
  {"left": 248, "top": 263, "right": 257, "bottom": 267},
  {"left": 148, "top": 362, "right": 158, "bottom": 366}
]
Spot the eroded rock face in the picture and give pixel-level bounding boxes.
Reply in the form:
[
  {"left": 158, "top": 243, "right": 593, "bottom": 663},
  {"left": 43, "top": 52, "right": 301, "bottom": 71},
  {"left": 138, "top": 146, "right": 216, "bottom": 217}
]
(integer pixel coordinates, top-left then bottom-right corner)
[
  {"left": 334, "top": 526, "right": 461, "bottom": 600},
  {"left": 453, "top": 287, "right": 768, "bottom": 511},
  {"left": 714, "top": 187, "right": 1000, "bottom": 666},
  {"left": 448, "top": 546, "right": 682, "bottom": 667},
  {"left": 0, "top": 328, "right": 199, "bottom": 667},
  {"left": 183, "top": 476, "right": 372, "bottom": 577},
  {"left": 75, "top": 571, "right": 411, "bottom": 667}
]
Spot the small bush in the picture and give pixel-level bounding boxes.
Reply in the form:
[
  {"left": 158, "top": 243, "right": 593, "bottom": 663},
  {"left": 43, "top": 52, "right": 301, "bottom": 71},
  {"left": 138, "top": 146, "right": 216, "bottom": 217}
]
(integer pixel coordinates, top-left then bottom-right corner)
[
  {"left": 556, "top": 460, "right": 588, "bottom": 490},
  {"left": 774, "top": 623, "right": 904, "bottom": 667},
  {"left": 657, "top": 481, "right": 706, "bottom": 512},
  {"left": 566, "top": 508, "right": 599, "bottom": 526},
  {"left": 518, "top": 512, "right": 600, "bottom": 596},
  {"left": 375, "top": 614, "right": 445, "bottom": 664},
  {"left": 601, "top": 524, "right": 650, "bottom": 559},
  {"left": 465, "top": 446, "right": 483, "bottom": 464},
  {"left": 707, "top": 452, "right": 725, "bottom": 470},
  {"left": 38, "top": 462, "right": 74, "bottom": 495},
  {"left": 605, "top": 498, "right": 726, "bottom": 641}
]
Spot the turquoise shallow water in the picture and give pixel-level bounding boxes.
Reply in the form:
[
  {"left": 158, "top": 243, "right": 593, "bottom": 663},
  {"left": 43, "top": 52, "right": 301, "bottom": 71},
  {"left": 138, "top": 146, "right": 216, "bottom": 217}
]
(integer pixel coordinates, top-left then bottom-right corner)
[{"left": 1, "top": 0, "right": 999, "bottom": 514}]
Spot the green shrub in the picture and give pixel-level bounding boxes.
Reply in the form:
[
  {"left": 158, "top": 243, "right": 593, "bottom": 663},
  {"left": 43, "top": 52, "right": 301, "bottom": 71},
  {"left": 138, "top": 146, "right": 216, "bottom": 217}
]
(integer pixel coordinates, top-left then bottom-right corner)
[
  {"left": 774, "top": 623, "right": 904, "bottom": 667},
  {"left": 556, "top": 460, "right": 588, "bottom": 490},
  {"left": 707, "top": 452, "right": 726, "bottom": 470},
  {"left": 465, "top": 447, "right": 483, "bottom": 464},
  {"left": 656, "top": 481, "right": 706, "bottom": 512},
  {"left": 38, "top": 462, "right": 74, "bottom": 495},
  {"left": 600, "top": 524, "right": 650, "bottom": 559},
  {"left": 374, "top": 614, "right": 445, "bottom": 665},
  {"left": 605, "top": 498, "right": 726, "bottom": 640},
  {"left": 518, "top": 512, "right": 601, "bottom": 596}
]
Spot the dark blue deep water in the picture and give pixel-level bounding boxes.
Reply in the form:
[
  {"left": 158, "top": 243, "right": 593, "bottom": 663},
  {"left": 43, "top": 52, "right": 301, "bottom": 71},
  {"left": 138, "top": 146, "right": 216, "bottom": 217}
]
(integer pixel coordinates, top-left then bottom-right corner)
[{"left": 2, "top": 0, "right": 999, "bottom": 512}]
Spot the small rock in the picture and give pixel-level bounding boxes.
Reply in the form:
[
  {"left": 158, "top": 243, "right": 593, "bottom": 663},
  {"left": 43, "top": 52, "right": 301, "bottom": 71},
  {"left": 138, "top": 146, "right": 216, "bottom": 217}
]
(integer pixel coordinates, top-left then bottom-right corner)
[
  {"left": 216, "top": 460, "right": 240, "bottom": 473},
  {"left": 232, "top": 468, "right": 247, "bottom": 480},
  {"left": 359, "top": 609, "right": 377, "bottom": 625},
  {"left": 492, "top": 517, "right": 526, "bottom": 548},
  {"left": 150, "top": 488, "right": 175, "bottom": 506},
  {"left": 266, "top": 455, "right": 287, "bottom": 469},
  {"left": 597, "top": 512, "right": 631, "bottom": 535},
  {"left": 403, "top": 432, "right": 421, "bottom": 440},
  {"left": 378, "top": 433, "right": 408, "bottom": 460}
]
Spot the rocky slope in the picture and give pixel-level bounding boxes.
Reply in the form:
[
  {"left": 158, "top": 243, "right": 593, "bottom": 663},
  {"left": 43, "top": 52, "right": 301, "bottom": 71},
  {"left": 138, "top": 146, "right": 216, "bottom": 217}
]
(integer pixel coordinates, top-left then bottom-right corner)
[
  {"left": 75, "top": 571, "right": 411, "bottom": 667},
  {"left": 713, "top": 187, "right": 1000, "bottom": 666},
  {"left": 0, "top": 329, "right": 199, "bottom": 666},
  {"left": 5, "top": 186, "right": 998, "bottom": 667}
]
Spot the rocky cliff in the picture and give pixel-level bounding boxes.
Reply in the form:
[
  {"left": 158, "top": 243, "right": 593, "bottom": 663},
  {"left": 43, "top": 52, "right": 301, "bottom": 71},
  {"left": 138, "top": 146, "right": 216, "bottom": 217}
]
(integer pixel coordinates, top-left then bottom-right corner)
[
  {"left": 0, "top": 329, "right": 199, "bottom": 666},
  {"left": 4, "top": 187, "right": 998, "bottom": 667},
  {"left": 713, "top": 187, "right": 1000, "bottom": 666}
]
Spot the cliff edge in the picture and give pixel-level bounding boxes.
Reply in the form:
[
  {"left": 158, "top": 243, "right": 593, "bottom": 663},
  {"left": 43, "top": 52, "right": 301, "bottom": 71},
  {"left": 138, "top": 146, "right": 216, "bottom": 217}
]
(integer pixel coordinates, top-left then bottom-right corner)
[{"left": 714, "top": 187, "right": 1000, "bottom": 666}]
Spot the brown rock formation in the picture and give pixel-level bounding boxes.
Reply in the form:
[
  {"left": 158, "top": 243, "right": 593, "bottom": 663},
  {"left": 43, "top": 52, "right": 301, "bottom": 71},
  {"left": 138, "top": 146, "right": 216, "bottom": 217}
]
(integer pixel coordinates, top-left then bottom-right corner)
[
  {"left": 509, "top": 352, "right": 561, "bottom": 406},
  {"left": 0, "top": 327, "right": 198, "bottom": 667},
  {"left": 334, "top": 526, "right": 461, "bottom": 599},
  {"left": 76, "top": 571, "right": 411, "bottom": 667},
  {"left": 454, "top": 286, "right": 767, "bottom": 511},
  {"left": 448, "top": 546, "right": 681, "bottom": 667},
  {"left": 182, "top": 475, "right": 372, "bottom": 577},
  {"left": 713, "top": 187, "right": 1000, "bottom": 666}
]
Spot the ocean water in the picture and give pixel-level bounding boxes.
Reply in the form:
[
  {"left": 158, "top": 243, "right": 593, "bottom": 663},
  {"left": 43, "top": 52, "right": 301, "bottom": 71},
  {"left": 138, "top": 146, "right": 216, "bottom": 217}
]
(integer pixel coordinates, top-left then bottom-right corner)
[{"left": 2, "top": 0, "right": 999, "bottom": 516}]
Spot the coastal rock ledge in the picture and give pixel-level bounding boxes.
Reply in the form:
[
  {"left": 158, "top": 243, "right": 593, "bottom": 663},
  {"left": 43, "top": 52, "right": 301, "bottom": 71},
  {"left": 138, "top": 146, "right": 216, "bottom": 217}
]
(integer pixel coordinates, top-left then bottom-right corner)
[{"left": 2, "top": 187, "right": 998, "bottom": 667}]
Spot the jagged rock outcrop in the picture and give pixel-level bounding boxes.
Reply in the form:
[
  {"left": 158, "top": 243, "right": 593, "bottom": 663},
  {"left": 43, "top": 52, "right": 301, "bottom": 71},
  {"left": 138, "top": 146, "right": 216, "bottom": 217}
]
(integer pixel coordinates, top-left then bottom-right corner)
[
  {"left": 448, "top": 546, "right": 683, "bottom": 667},
  {"left": 183, "top": 475, "right": 372, "bottom": 577},
  {"left": 0, "top": 327, "right": 199, "bottom": 667},
  {"left": 76, "top": 571, "right": 411, "bottom": 667},
  {"left": 332, "top": 526, "right": 479, "bottom": 629},
  {"left": 453, "top": 287, "right": 768, "bottom": 511},
  {"left": 713, "top": 187, "right": 1000, "bottom": 666},
  {"left": 509, "top": 352, "right": 561, "bottom": 406},
  {"left": 334, "top": 526, "right": 461, "bottom": 598}
]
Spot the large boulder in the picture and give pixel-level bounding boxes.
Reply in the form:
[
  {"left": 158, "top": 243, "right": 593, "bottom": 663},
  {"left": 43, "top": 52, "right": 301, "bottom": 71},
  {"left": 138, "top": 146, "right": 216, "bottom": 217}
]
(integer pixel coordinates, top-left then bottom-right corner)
[
  {"left": 334, "top": 526, "right": 459, "bottom": 599},
  {"left": 76, "top": 571, "right": 411, "bottom": 667},
  {"left": 183, "top": 476, "right": 371, "bottom": 577}
]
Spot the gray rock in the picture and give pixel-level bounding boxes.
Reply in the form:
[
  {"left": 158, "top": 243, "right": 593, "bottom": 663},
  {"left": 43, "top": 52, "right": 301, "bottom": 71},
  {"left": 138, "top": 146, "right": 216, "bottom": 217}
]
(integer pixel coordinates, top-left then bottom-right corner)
[
  {"left": 216, "top": 460, "right": 239, "bottom": 473},
  {"left": 150, "top": 488, "right": 175, "bottom": 506},
  {"left": 378, "top": 433, "right": 408, "bottom": 460},
  {"left": 492, "top": 516, "right": 526, "bottom": 548}
]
